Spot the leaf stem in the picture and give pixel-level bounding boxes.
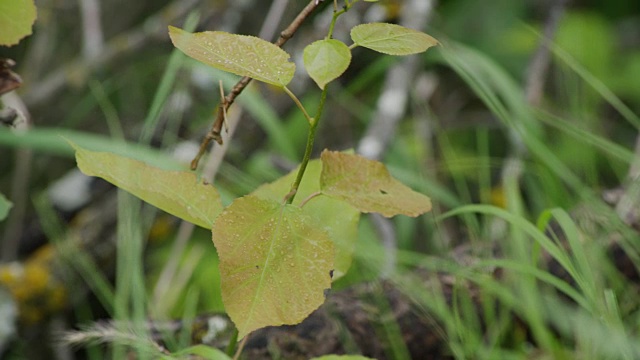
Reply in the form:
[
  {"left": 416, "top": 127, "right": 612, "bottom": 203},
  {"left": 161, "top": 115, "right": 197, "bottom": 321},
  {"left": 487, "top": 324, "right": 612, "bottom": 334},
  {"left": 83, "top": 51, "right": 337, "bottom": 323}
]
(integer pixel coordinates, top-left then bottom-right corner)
[
  {"left": 299, "top": 191, "right": 323, "bottom": 208},
  {"left": 286, "top": 87, "right": 328, "bottom": 204},
  {"left": 283, "top": 86, "right": 313, "bottom": 125}
]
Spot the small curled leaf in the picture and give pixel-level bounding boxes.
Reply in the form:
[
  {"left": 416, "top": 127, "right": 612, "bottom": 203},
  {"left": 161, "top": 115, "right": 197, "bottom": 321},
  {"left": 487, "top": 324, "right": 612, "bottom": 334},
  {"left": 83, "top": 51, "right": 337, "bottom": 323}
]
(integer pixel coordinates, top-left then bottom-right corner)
[
  {"left": 350, "top": 23, "right": 439, "bottom": 56},
  {"left": 169, "top": 26, "right": 295, "bottom": 86},
  {"left": 303, "top": 39, "right": 351, "bottom": 89}
]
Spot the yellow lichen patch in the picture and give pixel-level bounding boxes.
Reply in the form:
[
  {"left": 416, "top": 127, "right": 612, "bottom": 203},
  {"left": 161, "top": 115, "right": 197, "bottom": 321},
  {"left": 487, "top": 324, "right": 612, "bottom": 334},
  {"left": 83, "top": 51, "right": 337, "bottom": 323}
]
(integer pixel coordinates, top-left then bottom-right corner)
[
  {"left": 23, "top": 263, "right": 49, "bottom": 292},
  {"left": 0, "top": 245, "right": 68, "bottom": 324}
]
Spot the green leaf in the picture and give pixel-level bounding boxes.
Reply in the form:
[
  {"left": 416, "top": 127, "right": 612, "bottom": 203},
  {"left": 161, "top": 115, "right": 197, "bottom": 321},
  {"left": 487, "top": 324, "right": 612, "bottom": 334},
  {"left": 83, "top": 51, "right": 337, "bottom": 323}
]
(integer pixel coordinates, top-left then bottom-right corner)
[
  {"left": 168, "top": 26, "right": 295, "bottom": 86},
  {"left": 0, "top": 192, "right": 12, "bottom": 221},
  {"left": 303, "top": 39, "right": 352, "bottom": 89},
  {"left": 72, "top": 143, "right": 223, "bottom": 229},
  {"left": 320, "top": 150, "right": 431, "bottom": 217},
  {"left": 252, "top": 158, "right": 360, "bottom": 280},
  {"left": 0, "top": 0, "right": 36, "bottom": 46},
  {"left": 350, "top": 23, "right": 438, "bottom": 56},
  {"left": 213, "top": 195, "right": 334, "bottom": 338}
]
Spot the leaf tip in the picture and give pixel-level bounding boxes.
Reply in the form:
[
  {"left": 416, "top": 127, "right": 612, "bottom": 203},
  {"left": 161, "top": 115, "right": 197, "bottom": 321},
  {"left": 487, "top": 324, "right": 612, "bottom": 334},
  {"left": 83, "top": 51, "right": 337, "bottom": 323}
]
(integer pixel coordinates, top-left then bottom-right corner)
[{"left": 168, "top": 25, "right": 188, "bottom": 45}]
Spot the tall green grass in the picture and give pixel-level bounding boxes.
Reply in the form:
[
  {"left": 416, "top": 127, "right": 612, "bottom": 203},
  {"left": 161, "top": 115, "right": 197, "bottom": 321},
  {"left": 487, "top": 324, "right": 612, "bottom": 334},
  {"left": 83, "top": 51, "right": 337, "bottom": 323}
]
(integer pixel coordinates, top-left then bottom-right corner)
[{"left": 338, "top": 35, "right": 640, "bottom": 359}]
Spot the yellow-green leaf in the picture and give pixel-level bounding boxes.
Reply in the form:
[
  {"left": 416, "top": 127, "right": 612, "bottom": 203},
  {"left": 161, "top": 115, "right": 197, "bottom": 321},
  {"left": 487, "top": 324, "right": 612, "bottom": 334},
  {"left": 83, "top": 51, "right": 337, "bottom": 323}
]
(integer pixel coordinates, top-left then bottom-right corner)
[
  {"left": 252, "top": 158, "right": 359, "bottom": 280},
  {"left": 73, "top": 143, "right": 222, "bottom": 229},
  {"left": 320, "top": 150, "right": 431, "bottom": 217},
  {"left": 168, "top": 26, "right": 295, "bottom": 86},
  {"left": 0, "top": 0, "right": 37, "bottom": 46},
  {"left": 350, "top": 23, "right": 438, "bottom": 56},
  {"left": 213, "top": 195, "right": 334, "bottom": 338},
  {"left": 303, "top": 39, "right": 351, "bottom": 89}
]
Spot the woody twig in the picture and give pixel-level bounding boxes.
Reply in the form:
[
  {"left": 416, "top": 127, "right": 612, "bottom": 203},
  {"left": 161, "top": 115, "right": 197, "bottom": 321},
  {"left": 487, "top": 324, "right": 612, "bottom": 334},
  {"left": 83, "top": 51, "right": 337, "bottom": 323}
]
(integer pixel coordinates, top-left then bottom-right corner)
[{"left": 190, "top": 0, "right": 324, "bottom": 170}]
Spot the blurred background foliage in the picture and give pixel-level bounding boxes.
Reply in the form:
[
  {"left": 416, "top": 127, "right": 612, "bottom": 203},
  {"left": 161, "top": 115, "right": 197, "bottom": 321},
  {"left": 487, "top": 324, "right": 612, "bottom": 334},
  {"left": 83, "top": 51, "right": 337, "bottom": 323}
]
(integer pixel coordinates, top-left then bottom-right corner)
[{"left": 1, "top": 0, "right": 640, "bottom": 358}]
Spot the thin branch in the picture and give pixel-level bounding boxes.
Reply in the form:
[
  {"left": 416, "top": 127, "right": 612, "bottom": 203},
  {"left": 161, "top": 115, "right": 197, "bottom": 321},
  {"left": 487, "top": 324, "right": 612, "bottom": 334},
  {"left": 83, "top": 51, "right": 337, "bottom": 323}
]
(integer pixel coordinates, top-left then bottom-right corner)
[
  {"left": 191, "top": 0, "right": 324, "bottom": 170},
  {"left": 219, "top": 80, "right": 229, "bottom": 132},
  {"left": 233, "top": 335, "right": 249, "bottom": 360},
  {"left": 326, "top": 5, "right": 348, "bottom": 39}
]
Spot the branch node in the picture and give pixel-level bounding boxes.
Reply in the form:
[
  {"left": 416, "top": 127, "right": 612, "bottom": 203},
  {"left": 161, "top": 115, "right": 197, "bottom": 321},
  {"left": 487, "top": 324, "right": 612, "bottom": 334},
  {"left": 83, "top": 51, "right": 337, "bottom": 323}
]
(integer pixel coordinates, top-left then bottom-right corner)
[{"left": 280, "top": 31, "right": 293, "bottom": 40}]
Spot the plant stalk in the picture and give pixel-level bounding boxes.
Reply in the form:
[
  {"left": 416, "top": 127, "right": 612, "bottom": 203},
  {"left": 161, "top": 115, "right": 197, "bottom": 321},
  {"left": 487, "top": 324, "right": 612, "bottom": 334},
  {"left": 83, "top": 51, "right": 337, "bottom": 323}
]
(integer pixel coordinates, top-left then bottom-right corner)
[
  {"left": 326, "top": 2, "right": 349, "bottom": 39},
  {"left": 225, "top": 328, "right": 239, "bottom": 356},
  {"left": 286, "top": 0, "right": 349, "bottom": 203},
  {"left": 286, "top": 87, "right": 328, "bottom": 204}
]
